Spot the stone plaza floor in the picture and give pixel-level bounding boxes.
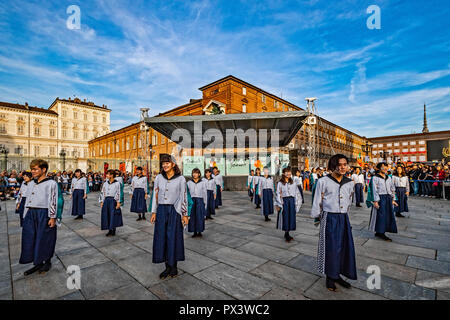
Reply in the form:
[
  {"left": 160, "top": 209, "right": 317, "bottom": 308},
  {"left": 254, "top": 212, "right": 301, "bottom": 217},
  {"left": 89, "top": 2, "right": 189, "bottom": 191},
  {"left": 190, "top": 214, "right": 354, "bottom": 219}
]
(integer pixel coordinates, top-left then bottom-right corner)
[{"left": 0, "top": 190, "right": 449, "bottom": 300}]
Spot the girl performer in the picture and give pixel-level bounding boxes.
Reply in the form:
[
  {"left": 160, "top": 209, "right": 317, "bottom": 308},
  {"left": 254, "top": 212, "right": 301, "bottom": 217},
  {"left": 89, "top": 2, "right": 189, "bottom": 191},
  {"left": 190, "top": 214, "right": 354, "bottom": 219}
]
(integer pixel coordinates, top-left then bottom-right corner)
[
  {"left": 130, "top": 167, "right": 148, "bottom": 221},
  {"left": 100, "top": 170, "right": 123, "bottom": 237},
  {"left": 252, "top": 168, "right": 262, "bottom": 209},
  {"left": 15, "top": 171, "right": 32, "bottom": 227},
  {"left": 150, "top": 154, "right": 189, "bottom": 279},
  {"left": 311, "top": 154, "right": 357, "bottom": 292},
  {"left": 392, "top": 166, "right": 409, "bottom": 218},
  {"left": 294, "top": 169, "right": 305, "bottom": 204},
  {"left": 247, "top": 169, "right": 255, "bottom": 202},
  {"left": 258, "top": 167, "right": 274, "bottom": 222},
  {"left": 71, "top": 169, "right": 87, "bottom": 220},
  {"left": 203, "top": 169, "right": 216, "bottom": 220},
  {"left": 351, "top": 167, "right": 365, "bottom": 207},
  {"left": 187, "top": 168, "right": 208, "bottom": 237},
  {"left": 366, "top": 162, "right": 398, "bottom": 241},
  {"left": 275, "top": 167, "right": 302, "bottom": 242},
  {"left": 213, "top": 167, "right": 223, "bottom": 209}
]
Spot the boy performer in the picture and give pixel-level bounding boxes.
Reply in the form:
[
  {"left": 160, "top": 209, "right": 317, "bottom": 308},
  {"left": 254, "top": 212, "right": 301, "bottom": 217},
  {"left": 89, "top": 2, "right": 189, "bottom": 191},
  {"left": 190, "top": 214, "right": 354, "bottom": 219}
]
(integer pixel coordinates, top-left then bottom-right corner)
[
  {"left": 351, "top": 167, "right": 365, "bottom": 207},
  {"left": 19, "top": 159, "right": 64, "bottom": 276},
  {"left": 311, "top": 154, "right": 357, "bottom": 292},
  {"left": 130, "top": 167, "right": 148, "bottom": 221}
]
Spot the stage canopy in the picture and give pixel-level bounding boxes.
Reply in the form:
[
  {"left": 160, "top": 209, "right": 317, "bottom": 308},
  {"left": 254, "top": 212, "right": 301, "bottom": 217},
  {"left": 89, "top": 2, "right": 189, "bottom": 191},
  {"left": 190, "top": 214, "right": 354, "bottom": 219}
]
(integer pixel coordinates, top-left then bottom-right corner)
[{"left": 144, "top": 111, "right": 308, "bottom": 148}]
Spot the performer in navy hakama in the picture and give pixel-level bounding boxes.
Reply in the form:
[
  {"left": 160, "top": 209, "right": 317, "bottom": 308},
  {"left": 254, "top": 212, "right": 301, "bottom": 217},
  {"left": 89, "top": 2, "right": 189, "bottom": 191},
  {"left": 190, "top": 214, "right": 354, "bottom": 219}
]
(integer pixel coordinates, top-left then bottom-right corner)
[
  {"left": 351, "top": 167, "right": 365, "bottom": 207},
  {"left": 311, "top": 154, "right": 357, "bottom": 292},
  {"left": 366, "top": 162, "right": 398, "bottom": 242},
  {"left": 115, "top": 170, "right": 125, "bottom": 206},
  {"left": 252, "top": 168, "right": 262, "bottom": 209},
  {"left": 20, "top": 159, "right": 64, "bottom": 276},
  {"left": 294, "top": 170, "right": 305, "bottom": 204},
  {"left": 187, "top": 168, "right": 208, "bottom": 237},
  {"left": 392, "top": 166, "right": 409, "bottom": 218},
  {"left": 71, "top": 169, "right": 87, "bottom": 220},
  {"left": 275, "top": 167, "right": 302, "bottom": 242},
  {"left": 247, "top": 170, "right": 255, "bottom": 202},
  {"left": 212, "top": 167, "right": 223, "bottom": 209},
  {"left": 15, "top": 171, "right": 32, "bottom": 227},
  {"left": 100, "top": 170, "right": 123, "bottom": 237},
  {"left": 258, "top": 167, "right": 274, "bottom": 222},
  {"left": 150, "top": 154, "right": 190, "bottom": 279},
  {"left": 130, "top": 167, "right": 148, "bottom": 221},
  {"left": 203, "top": 169, "right": 216, "bottom": 220}
]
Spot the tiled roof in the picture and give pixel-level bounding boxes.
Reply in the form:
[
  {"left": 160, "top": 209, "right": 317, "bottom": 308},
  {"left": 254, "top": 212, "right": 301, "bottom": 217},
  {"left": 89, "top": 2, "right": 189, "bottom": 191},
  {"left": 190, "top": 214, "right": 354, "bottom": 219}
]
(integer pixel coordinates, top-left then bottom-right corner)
[{"left": 0, "top": 101, "right": 58, "bottom": 115}]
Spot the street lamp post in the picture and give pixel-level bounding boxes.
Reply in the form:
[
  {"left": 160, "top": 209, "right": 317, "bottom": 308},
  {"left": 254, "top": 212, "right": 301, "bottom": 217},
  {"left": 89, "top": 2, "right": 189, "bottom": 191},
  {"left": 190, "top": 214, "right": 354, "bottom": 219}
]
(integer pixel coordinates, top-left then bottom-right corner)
[
  {"left": 361, "top": 140, "right": 373, "bottom": 163},
  {"left": 59, "top": 149, "right": 66, "bottom": 170},
  {"left": 0, "top": 146, "right": 9, "bottom": 171}
]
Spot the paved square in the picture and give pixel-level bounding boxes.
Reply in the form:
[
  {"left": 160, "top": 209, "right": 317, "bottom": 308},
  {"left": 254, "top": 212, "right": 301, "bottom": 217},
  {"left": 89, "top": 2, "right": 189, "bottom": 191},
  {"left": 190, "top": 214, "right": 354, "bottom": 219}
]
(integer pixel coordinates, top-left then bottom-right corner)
[{"left": 0, "top": 190, "right": 449, "bottom": 300}]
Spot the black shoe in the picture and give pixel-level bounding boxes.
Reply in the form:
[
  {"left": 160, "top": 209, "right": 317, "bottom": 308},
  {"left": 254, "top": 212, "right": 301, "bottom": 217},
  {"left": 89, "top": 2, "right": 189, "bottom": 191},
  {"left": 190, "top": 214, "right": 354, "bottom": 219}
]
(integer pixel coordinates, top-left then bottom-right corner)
[
  {"left": 396, "top": 213, "right": 405, "bottom": 218},
  {"left": 264, "top": 216, "right": 271, "bottom": 222},
  {"left": 326, "top": 277, "right": 337, "bottom": 292},
  {"left": 208, "top": 216, "right": 214, "bottom": 220},
  {"left": 38, "top": 261, "right": 52, "bottom": 274},
  {"left": 335, "top": 276, "right": 351, "bottom": 288},
  {"left": 192, "top": 233, "right": 197, "bottom": 238},
  {"left": 111, "top": 229, "right": 116, "bottom": 236},
  {"left": 74, "top": 215, "right": 83, "bottom": 220},
  {"left": 375, "top": 233, "right": 392, "bottom": 242},
  {"left": 24, "top": 263, "right": 43, "bottom": 276},
  {"left": 205, "top": 216, "right": 209, "bottom": 220},
  {"left": 255, "top": 206, "right": 261, "bottom": 209},
  {"left": 136, "top": 215, "right": 142, "bottom": 221},
  {"left": 142, "top": 215, "right": 146, "bottom": 220},
  {"left": 159, "top": 265, "right": 170, "bottom": 279},
  {"left": 197, "top": 232, "right": 203, "bottom": 237},
  {"left": 106, "top": 230, "right": 113, "bottom": 237},
  {"left": 356, "top": 204, "right": 362, "bottom": 207},
  {"left": 286, "top": 235, "right": 294, "bottom": 242},
  {"left": 169, "top": 265, "right": 178, "bottom": 278}
]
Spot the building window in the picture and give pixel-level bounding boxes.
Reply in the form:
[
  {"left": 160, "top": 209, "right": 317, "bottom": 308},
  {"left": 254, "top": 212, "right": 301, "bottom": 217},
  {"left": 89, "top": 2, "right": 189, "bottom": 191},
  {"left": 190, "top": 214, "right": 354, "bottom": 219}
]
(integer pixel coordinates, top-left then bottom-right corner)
[
  {"left": 261, "top": 94, "right": 266, "bottom": 104},
  {"left": 394, "top": 142, "right": 399, "bottom": 146},
  {"left": 103, "top": 116, "right": 106, "bottom": 123},
  {"left": 17, "top": 125, "right": 24, "bottom": 135},
  {"left": 419, "top": 140, "right": 425, "bottom": 145},
  {"left": 0, "top": 123, "right": 6, "bottom": 133},
  {"left": 74, "top": 131, "right": 78, "bottom": 139},
  {"left": 34, "top": 146, "right": 40, "bottom": 156},
  {"left": 402, "top": 148, "right": 408, "bottom": 152},
  {"left": 73, "top": 111, "right": 78, "bottom": 119},
  {"left": 410, "top": 141, "right": 416, "bottom": 145},
  {"left": 242, "top": 87, "right": 246, "bottom": 95},
  {"left": 62, "top": 129, "right": 67, "bottom": 138},
  {"left": 410, "top": 148, "right": 416, "bottom": 152},
  {"left": 107, "top": 144, "right": 110, "bottom": 154},
  {"left": 34, "top": 126, "right": 40, "bottom": 136},
  {"left": 84, "top": 113, "right": 88, "bottom": 121},
  {"left": 116, "top": 143, "right": 119, "bottom": 152},
  {"left": 242, "top": 104, "right": 247, "bottom": 113},
  {"left": 62, "top": 110, "right": 67, "bottom": 117},
  {"left": 394, "top": 149, "right": 400, "bottom": 153},
  {"left": 133, "top": 136, "right": 136, "bottom": 149},
  {"left": 161, "top": 136, "right": 165, "bottom": 144},
  {"left": 419, "top": 156, "right": 426, "bottom": 161},
  {"left": 387, "top": 143, "right": 392, "bottom": 147},
  {"left": 84, "top": 132, "right": 88, "bottom": 139},
  {"left": 50, "top": 128, "right": 55, "bottom": 137},
  {"left": 402, "top": 142, "right": 408, "bottom": 146},
  {"left": 50, "top": 146, "right": 55, "bottom": 156},
  {"left": 138, "top": 139, "right": 142, "bottom": 148},
  {"left": 410, "top": 156, "right": 417, "bottom": 161},
  {"left": 152, "top": 134, "right": 157, "bottom": 145},
  {"left": 419, "top": 147, "right": 426, "bottom": 151},
  {"left": 274, "top": 101, "right": 278, "bottom": 109}
]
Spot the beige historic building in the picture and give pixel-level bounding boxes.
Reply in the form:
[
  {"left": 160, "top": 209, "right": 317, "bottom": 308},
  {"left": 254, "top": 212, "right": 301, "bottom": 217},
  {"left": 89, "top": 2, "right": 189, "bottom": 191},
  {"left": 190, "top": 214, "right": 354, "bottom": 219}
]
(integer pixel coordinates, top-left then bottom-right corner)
[{"left": 0, "top": 97, "right": 110, "bottom": 171}]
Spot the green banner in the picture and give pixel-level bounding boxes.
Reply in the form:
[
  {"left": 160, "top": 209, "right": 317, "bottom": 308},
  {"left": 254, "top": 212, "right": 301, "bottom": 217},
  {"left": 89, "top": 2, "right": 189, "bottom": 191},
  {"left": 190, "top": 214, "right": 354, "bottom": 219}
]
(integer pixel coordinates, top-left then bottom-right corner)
[{"left": 182, "top": 156, "right": 205, "bottom": 176}]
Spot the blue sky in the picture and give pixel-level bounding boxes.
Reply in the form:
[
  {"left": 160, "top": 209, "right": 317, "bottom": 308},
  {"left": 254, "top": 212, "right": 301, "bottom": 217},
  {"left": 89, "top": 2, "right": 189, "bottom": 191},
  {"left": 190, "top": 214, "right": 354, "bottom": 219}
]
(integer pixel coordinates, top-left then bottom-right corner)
[{"left": 0, "top": 0, "right": 449, "bottom": 137}]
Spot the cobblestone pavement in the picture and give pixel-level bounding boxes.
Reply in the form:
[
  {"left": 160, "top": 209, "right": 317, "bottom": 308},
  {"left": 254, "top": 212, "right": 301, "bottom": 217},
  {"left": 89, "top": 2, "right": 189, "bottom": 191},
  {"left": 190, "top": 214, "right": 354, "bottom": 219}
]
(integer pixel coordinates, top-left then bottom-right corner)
[{"left": 1, "top": 190, "right": 449, "bottom": 300}]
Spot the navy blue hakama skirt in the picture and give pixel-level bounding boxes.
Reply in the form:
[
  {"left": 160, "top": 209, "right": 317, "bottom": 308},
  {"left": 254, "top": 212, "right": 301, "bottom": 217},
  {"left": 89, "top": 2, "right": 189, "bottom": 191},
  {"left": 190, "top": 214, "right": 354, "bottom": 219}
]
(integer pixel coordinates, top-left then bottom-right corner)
[
  {"left": 19, "top": 208, "right": 57, "bottom": 265},
  {"left": 101, "top": 197, "right": 123, "bottom": 230},
  {"left": 215, "top": 185, "right": 222, "bottom": 208},
  {"left": 318, "top": 212, "right": 357, "bottom": 280},
  {"left": 394, "top": 187, "right": 409, "bottom": 214},
  {"left": 71, "top": 189, "right": 85, "bottom": 216},
  {"left": 152, "top": 204, "right": 185, "bottom": 266},
  {"left": 188, "top": 197, "right": 206, "bottom": 233},
  {"left": 277, "top": 196, "right": 296, "bottom": 231},
  {"left": 369, "top": 194, "right": 398, "bottom": 234},
  {"left": 262, "top": 189, "right": 274, "bottom": 216},
  {"left": 206, "top": 190, "right": 215, "bottom": 216},
  {"left": 15, "top": 197, "right": 26, "bottom": 227},
  {"left": 130, "top": 188, "right": 147, "bottom": 214},
  {"left": 354, "top": 183, "right": 364, "bottom": 204}
]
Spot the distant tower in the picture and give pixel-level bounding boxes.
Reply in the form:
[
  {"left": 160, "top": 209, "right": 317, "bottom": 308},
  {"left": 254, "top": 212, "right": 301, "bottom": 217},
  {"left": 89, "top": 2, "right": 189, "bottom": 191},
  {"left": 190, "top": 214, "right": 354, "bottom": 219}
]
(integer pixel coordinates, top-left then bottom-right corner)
[{"left": 422, "top": 103, "right": 429, "bottom": 133}]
